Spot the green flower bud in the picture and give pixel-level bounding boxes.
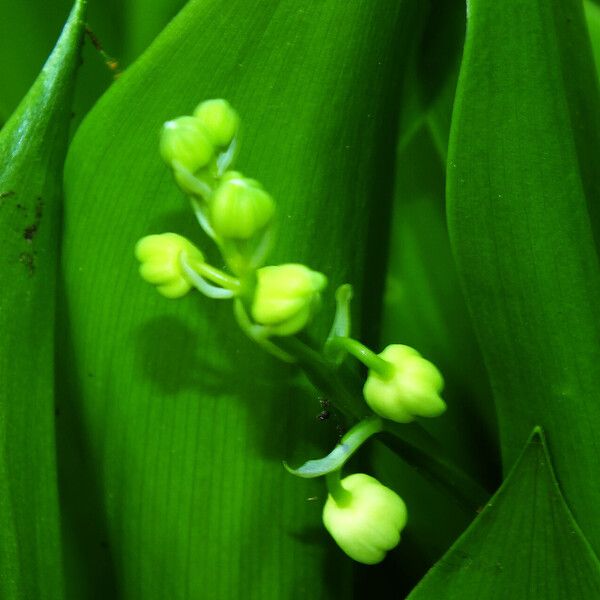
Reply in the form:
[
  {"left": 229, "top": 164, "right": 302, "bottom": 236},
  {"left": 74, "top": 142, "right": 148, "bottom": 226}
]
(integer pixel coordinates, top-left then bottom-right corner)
[
  {"left": 363, "top": 345, "right": 445, "bottom": 423},
  {"left": 251, "top": 264, "right": 327, "bottom": 336},
  {"left": 210, "top": 172, "right": 275, "bottom": 239},
  {"left": 160, "top": 116, "right": 214, "bottom": 173},
  {"left": 135, "top": 233, "right": 204, "bottom": 299},
  {"left": 323, "top": 473, "right": 407, "bottom": 565},
  {"left": 193, "top": 99, "right": 239, "bottom": 147}
]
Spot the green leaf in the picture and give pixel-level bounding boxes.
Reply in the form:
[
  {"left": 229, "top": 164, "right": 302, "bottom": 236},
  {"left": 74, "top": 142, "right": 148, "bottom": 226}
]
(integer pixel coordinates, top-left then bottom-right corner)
[
  {"left": 0, "top": 1, "right": 86, "bottom": 598},
  {"left": 60, "top": 0, "right": 421, "bottom": 596},
  {"left": 447, "top": 0, "right": 600, "bottom": 551},
  {"left": 586, "top": 0, "right": 600, "bottom": 74},
  {"left": 407, "top": 429, "right": 600, "bottom": 599},
  {"left": 0, "top": 0, "right": 71, "bottom": 120}
]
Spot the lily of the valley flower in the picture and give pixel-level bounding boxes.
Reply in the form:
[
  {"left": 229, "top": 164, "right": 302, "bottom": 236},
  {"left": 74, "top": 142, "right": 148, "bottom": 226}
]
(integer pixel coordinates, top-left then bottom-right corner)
[
  {"left": 159, "top": 116, "right": 214, "bottom": 174},
  {"left": 210, "top": 171, "right": 275, "bottom": 240},
  {"left": 323, "top": 473, "right": 407, "bottom": 565},
  {"left": 193, "top": 99, "right": 239, "bottom": 148},
  {"left": 363, "top": 344, "right": 445, "bottom": 423},
  {"left": 251, "top": 263, "right": 327, "bottom": 336},
  {"left": 135, "top": 233, "right": 205, "bottom": 299}
]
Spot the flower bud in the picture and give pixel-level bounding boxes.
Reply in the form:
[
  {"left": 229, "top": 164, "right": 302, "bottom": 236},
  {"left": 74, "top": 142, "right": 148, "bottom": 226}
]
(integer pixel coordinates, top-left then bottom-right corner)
[
  {"left": 135, "top": 233, "right": 204, "bottom": 298},
  {"left": 193, "top": 99, "right": 239, "bottom": 147},
  {"left": 160, "top": 116, "right": 214, "bottom": 173},
  {"left": 251, "top": 264, "right": 327, "bottom": 336},
  {"left": 363, "top": 345, "right": 445, "bottom": 423},
  {"left": 210, "top": 172, "right": 275, "bottom": 239},
  {"left": 323, "top": 473, "right": 407, "bottom": 564}
]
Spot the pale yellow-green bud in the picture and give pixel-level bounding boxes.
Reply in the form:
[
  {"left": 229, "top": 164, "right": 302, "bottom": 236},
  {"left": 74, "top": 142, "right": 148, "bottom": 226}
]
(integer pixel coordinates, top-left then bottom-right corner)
[
  {"left": 135, "top": 233, "right": 204, "bottom": 299},
  {"left": 210, "top": 172, "right": 275, "bottom": 239},
  {"left": 323, "top": 473, "right": 407, "bottom": 565},
  {"left": 160, "top": 116, "right": 214, "bottom": 173},
  {"left": 363, "top": 345, "right": 445, "bottom": 423},
  {"left": 193, "top": 99, "right": 239, "bottom": 147},
  {"left": 251, "top": 264, "right": 327, "bottom": 336}
]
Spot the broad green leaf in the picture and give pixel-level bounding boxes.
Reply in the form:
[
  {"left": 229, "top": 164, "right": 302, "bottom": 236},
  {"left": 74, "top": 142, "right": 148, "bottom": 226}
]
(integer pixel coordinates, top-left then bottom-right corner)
[
  {"left": 0, "top": 1, "right": 86, "bottom": 598},
  {"left": 407, "top": 428, "right": 600, "bottom": 599},
  {"left": 0, "top": 0, "right": 72, "bottom": 120},
  {"left": 447, "top": 0, "right": 600, "bottom": 552},
  {"left": 60, "top": 0, "right": 421, "bottom": 597},
  {"left": 586, "top": 0, "right": 600, "bottom": 73}
]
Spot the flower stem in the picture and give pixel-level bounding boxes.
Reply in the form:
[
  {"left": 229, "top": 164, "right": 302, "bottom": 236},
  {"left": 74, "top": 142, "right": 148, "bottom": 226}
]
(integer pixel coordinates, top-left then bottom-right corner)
[
  {"left": 326, "top": 469, "right": 351, "bottom": 506},
  {"left": 328, "top": 336, "right": 395, "bottom": 378},
  {"left": 274, "top": 335, "right": 491, "bottom": 512},
  {"left": 275, "top": 335, "right": 367, "bottom": 419},
  {"left": 193, "top": 261, "right": 242, "bottom": 292}
]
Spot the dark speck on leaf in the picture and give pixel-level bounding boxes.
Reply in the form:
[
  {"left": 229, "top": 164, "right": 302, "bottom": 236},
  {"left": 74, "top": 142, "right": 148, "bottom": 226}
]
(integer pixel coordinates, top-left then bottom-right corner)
[
  {"left": 19, "top": 251, "right": 35, "bottom": 275},
  {"left": 23, "top": 224, "right": 37, "bottom": 242},
  {"left": 316, "top": 397, "right": 330, "bottom": 421},
  {"left": 23, "top": 198, "right": 43, "bottom": 243}
]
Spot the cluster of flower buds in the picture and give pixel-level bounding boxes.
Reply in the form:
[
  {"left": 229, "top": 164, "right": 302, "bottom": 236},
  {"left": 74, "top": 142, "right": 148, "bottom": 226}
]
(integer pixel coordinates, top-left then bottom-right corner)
[
  {"left": 159, "top": 100, "right": 278, "bottom": 276},
  {"left": 136, "top": 99, "right": 328, "bottom": 355},
  {"left": 159, "top": 98, "right": 239, "bottom": 187},
  {"left": 135, "top": 100, "right": 448, "bottom": 567}
]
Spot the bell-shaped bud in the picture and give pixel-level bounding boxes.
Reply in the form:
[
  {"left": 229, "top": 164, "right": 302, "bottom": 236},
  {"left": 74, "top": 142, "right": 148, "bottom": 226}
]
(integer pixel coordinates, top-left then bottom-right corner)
[
  {"left": 160, "top": 116, "right": 214, "bottom": 173},
  {"left": 363, "top": 345, "right": 445, "bottom": 423},
  {"left": 135, "top": 233, "right": 204, "bottom": 299},
  {"left": 323, "top": 473, "right": 407, "bottom": 565},
  {"left": 193, "top": 99, "right": 239, "bottom": 147},
  {"left": 251, "top": 264, "right": 327, "bottom": 336},
  {"left": 210, "top": 172, "right": 275, "bottom": 239}
]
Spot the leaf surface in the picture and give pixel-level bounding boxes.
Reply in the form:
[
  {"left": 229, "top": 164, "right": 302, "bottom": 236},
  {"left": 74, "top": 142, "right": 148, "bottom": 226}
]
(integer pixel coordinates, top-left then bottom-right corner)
[
  {"left": 586, "top": 0, "right": 600, "bottom": 73},
  {"left": 447, "top": 0, "right": 600, "bottom": 551},
  {"left": 60, "top": 0, "right": 420, "bottom": 597},
  {"left": 0, "top": 2, "right": 86, "bottom": 598},
  {"left": 407, "top": 429, "right": 600, "bottom": 599}
]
